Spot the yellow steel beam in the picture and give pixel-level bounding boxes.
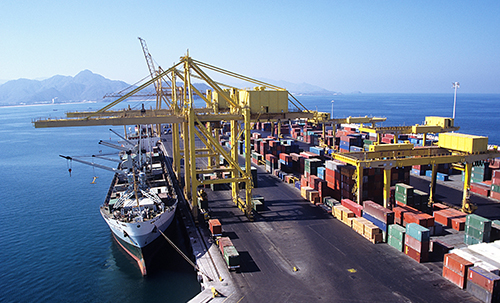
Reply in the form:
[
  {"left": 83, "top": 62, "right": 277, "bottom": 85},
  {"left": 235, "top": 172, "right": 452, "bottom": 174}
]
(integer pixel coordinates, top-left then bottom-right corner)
[
  {"left": 33, "top": 115, "right": 185, "bottom": 128},
  {"left": 199, "top": 177, "right": 248, "bottom": 185}
]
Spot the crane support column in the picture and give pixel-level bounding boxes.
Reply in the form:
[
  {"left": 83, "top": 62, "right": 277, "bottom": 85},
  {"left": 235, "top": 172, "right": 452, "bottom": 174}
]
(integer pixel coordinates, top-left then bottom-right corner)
[
  {"left": 231, "top": 119, "right": 239, "bottom": 207},
  {"left": 383, "top": 167, "right": 391, "bottom": 208},
  {"left": 429, "top": 164, "right": 438, "bottom": 204},
  {"left": 172, "top": 122, "right": 181, "bottom": 177},
  {"left": 188, "top": 107, "right": 199, "bottom": 217},
  {"left": 356, "top": 164, "right": 363, "bottom": 204},
  {"left": 244, "top": 106, "right": 253, "bottom": 219},
  {"left": 207, "top": 122, "right": 213, "bottom": 168},
  {"left": 462, "top": 162, "right": 477, "bottom": 213},
  {"left": 183, "top": 121, "right": 191, "bottom": 200}
]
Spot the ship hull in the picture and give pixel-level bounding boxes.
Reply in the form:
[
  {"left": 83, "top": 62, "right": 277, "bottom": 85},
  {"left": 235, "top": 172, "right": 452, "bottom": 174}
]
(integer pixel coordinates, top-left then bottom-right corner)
[{"left": 101, "top": 203, "right": 177, "bottom": 275}]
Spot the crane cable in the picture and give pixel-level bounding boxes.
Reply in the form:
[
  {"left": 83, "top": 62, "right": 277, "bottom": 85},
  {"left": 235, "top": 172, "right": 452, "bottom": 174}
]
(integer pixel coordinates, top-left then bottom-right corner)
[{"left": 157, "top": 227, "right": 216, "bottom": 282}]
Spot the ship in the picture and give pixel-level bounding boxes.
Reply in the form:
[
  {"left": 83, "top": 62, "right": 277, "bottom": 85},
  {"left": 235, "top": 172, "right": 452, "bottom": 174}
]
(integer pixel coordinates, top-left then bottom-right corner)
[{"left": 61, "top": 126, "right": 178, "bottom": 275}]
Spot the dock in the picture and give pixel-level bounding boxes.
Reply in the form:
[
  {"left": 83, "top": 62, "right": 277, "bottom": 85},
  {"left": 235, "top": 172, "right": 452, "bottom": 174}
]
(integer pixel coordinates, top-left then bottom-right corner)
[{"left": 158, "top": 135, "right": 493, "bottom": 303}]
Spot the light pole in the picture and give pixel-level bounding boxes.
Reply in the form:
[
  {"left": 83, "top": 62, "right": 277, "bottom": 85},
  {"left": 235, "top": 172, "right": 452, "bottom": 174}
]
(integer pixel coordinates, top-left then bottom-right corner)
[
  {"left": 331, "top": 100, "right": 334, "bottom": 119},
  {"left": 452, "top": 82, "right": 460, "bottom": 119}
]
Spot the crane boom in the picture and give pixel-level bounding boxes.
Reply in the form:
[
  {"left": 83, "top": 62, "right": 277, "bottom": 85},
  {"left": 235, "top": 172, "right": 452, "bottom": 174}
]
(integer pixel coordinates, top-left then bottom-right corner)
[{"left": 59, "top": 155, "right": 125, "bottom": 175}]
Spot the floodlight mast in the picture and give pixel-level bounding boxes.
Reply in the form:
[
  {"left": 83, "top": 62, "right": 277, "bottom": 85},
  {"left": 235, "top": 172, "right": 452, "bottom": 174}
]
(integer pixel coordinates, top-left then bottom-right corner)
[{"left": 452, "top": 82, "right": 460, "bottom": 119}]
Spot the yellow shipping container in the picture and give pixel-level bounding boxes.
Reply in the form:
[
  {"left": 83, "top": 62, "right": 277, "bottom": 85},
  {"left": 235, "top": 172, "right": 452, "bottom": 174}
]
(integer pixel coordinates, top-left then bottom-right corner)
[
  {"left": 301, "top": 186, "right": 314, "bottom": 199},
  {"left": 438, "top": 132, "right": 488, "bottom": 153}
]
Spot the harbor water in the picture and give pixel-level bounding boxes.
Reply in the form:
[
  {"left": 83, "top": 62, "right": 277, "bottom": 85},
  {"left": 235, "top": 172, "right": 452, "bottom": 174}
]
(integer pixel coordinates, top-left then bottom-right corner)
[{"left": 1, "top": 93, "right": 499, "bottom": 302}]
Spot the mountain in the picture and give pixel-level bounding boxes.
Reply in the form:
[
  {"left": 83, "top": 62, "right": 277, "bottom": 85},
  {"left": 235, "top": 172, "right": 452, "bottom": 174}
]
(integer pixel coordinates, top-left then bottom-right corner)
[
  {"left": 258, "top": 79, "right": 339, "bottom": 95},
  {"left": 0, "top": 70, "right": 130, "bottom": 106}
]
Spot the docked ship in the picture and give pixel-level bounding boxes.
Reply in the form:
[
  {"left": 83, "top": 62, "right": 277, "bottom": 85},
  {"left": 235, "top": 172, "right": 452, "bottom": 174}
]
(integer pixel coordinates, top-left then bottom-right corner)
[{"left": 62, "top": 127, "right": 178, "bottom": 275}]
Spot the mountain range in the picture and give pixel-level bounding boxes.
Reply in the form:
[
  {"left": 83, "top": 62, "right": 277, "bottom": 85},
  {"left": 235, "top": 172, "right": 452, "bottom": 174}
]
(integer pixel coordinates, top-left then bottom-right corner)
[
  {"left": 0, "top": 70, "right": 339, "bottom": 106},
  {"left": 0, "top": 70, "right": 130, "bottom": 106}
]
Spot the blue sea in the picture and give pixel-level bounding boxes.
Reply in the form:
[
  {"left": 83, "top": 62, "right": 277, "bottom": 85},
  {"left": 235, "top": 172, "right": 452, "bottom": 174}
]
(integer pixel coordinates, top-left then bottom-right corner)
[{"left": 1, "top": 93, "right": 499, "bottom": 303}]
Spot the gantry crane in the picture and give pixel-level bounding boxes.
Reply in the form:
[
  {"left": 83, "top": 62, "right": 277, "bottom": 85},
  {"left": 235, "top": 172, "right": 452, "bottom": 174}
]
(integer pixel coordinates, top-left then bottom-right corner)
[
  {"left": 330, "top": 129, "right": 500, "bottom": 213},
  {"left": 33, "top": 52, "right": 338, "bottom": 219}
]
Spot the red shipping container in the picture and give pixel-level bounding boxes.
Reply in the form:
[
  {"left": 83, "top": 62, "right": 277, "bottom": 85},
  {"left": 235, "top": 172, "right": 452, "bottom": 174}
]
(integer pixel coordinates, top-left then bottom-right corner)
[
  {"left": 404, "top": 234, "right": 430, "bottom": 253},
  {"left": 443, "top": 266, "right": 467, "bottom": 289},
  {"left": 491, "top": 190, "right": 500, "bottom": 200},
  {"left": 468, "top": 266, "right": 500, "bottom": 293},
  {"left": 493, "top": 169, "right": 500, "bottom": 179},
  {"left": 493, "top": 177, "right": 500, "bottom": 186},
  {"left": 404, "top": 244, "right": 428, "bottom": 263},
  {"left": 451, "top": 216, "right": 466, "bottom": 231},
  {"left": 403, "top": 212, "right": 426, "bottom": 227},
  {"left": 444, "top": 253, "right": 474, "bottom": 276},
  {"left": 470, "top": 183, "right": 490, "bottom": 197},
  {"left": 434, "top": 209, "right": 465, "bottom": 228},
  {"left": 341, "top": 198, "right": 363, "bottom": 217},
  {"left": 433, "top": 203, "right": 449, "bottom": 211},
  {"left": 393, "top": 207, "right": 409, "bottom": 225},
  {"left": 209, "top": 219, "right": 222, "bottom": 236}
]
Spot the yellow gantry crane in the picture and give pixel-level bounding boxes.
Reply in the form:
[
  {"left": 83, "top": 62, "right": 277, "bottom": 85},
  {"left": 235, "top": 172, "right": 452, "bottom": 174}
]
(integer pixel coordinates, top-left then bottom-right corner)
[
  {"left": 33, "top": 51, "right": 340, "bottom": 220},
  {"left": 331, "top": 128, "right": 500, "bottom": 213}
]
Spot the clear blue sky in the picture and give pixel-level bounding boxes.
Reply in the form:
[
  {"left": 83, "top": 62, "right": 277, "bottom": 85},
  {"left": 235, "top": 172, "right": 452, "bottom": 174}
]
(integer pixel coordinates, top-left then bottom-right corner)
[{"left": 1, "top": 0, "right": 499, "bottom": 93}]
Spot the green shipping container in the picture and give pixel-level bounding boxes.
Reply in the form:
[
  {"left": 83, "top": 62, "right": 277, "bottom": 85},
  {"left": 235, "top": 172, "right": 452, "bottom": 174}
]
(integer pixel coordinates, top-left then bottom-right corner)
[
  {"left": 464, "top": 234, "right": 480, "bottom": 245},
  {"left": 388, "top": 224, "right": 406, "bottom": 242},
  {"left": 491, "top": 184, "right": 500, "bottom": 193},
  {"left": 406, "top": 223, "right": 430, "bottom": 242},
  {"left": 465, "top": 225, "right": 491, "bottom": 242},
  {"left": 224, "top": 246, "right": 240, "bottom": 267},
  {"left": 395, "top": 192, "right": 414, "bottom": 205},
  {"left": 466, "top": 214, "right": 492, "bottom": 232},
  {"left": 395, "top": 183, "right": 414, "bottom": 196},
  {"left": 388, "top": 234, "right": 404, "bottom": 252}
]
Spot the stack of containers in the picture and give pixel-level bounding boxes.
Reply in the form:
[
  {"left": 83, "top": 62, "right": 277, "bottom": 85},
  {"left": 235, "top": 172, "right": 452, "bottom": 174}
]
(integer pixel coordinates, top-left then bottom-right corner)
[
  {"left": 471, "top": 182, "right": 491, "bottom": 198},
  {"left": 434, "top": 207, "right": 467, "bottom": 231},
  {"left": 491, "top": 170, "right": 500, "bottom": 200},
  {"left": 442, "top": 253, "right": 474, "bottom": 289},
  {"left": 323, "top": 197, "right": 340, "bottom": 208},
  {"left": 351, "top": 217, "right": 383, "bottom": 243},
  {"left": 309, "top": 146, "right": 325, "bottom": 157},
  {"left": 218, "top": 236, "right": 240, "bottom": 269},
  {"left": 465, "top": 214, "right": 492, "bottom": 245},
  {"left": 341, "top": 198, "right": 363, "bottom": 217},
  {"left": 469, "top": 163, "right": 491, "bottom": 183},
  {"left": 413, "top": 189, "right": 430, "bottom": 212},
  {"left": 317, "top": 166, "right": 326, "bottom": 180},
  {"left": 388, "top": 224, "right": 406, "bottom": 252},
  {"left": 466, "top": 267, "right": 500, "bottom": 303},
  {"left": 395, "top": 183, "right": 414, "bottom": 207},
  {"left": 405, "top": 223, "right": 430, "bottom": 263},
  {"left": 304, "top": 158, "right": 322, "bottom": 178},
  {"left": 340, "top": 165, "right": 356, "bottom": 200},
  {"left": 278, "top": 152, "right": 293, "bottom": 173},
  {"left": 265, "top": 154, "right": 278, "bottom": 173},
  {"left": 362, "top": 200, "right": 394, "bottom": 242}
]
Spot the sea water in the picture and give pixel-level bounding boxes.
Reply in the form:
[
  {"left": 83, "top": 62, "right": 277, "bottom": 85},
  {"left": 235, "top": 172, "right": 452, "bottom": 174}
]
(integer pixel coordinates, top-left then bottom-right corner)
[
  {"left": 1, "top": 93, "right": 499, "bottom": 302},
  {"left": 0, "top": 102, "right": 200, "bottom": 303}
]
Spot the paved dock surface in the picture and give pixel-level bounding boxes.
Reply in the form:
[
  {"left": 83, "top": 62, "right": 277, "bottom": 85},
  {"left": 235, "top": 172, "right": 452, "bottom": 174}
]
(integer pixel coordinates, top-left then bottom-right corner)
[
  {"left": 160, "top": 134, "right": 494, "bottom": 302},
  {"left": 203, "top": 166, "right": 480, "bottom": 302}
]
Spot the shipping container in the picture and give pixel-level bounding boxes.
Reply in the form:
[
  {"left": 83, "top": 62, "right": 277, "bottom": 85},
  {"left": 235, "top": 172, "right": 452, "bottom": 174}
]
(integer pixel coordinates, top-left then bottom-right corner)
[{"left": 406, "top": 223, "right": 430, "bottom": 242}]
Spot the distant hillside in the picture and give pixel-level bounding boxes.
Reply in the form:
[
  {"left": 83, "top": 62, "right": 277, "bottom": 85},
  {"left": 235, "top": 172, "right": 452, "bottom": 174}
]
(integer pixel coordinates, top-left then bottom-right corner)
[
  {"left": 0, "top": 70, "right": 130, "bottom": 105},
  {"left": 259, "top": 79, "right": 339, "bottom": 95}
]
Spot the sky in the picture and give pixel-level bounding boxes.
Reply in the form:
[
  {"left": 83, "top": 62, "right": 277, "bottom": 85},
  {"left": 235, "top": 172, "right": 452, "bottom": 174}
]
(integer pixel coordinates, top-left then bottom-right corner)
[{"left": 1, "top": 0, "right": 499, "bottom": 93}]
